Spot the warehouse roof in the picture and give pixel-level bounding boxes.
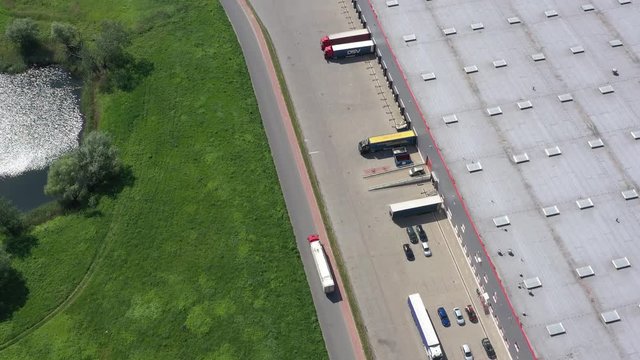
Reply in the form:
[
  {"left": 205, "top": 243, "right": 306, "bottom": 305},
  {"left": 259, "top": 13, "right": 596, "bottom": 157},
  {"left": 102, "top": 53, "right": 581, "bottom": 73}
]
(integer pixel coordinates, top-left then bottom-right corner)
[{"left": 372, "top": 0, "right": 640, "bottom": 358}]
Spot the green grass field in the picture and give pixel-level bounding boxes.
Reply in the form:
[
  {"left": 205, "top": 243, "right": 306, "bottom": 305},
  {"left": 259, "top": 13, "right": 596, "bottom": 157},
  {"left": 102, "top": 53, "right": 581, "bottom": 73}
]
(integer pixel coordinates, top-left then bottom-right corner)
[{"left": 0, "top": 1, "right": 327, "bottom": 359}]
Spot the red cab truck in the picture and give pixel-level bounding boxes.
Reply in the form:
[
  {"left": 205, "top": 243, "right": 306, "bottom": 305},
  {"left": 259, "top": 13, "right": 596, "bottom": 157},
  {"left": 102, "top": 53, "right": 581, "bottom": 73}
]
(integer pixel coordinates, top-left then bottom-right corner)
[
  {"left": 320, "top": 28, "right": 371, "bottom": 50},
  {"left": 324, "top": 40, "right": 375, "bottom": 60}
]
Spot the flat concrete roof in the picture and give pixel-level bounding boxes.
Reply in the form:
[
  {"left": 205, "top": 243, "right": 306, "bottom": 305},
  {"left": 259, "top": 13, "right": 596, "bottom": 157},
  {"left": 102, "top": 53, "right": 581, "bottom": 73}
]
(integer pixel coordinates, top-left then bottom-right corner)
[{"left": 371, "top": 0, "right": 640, "bottom": 358}]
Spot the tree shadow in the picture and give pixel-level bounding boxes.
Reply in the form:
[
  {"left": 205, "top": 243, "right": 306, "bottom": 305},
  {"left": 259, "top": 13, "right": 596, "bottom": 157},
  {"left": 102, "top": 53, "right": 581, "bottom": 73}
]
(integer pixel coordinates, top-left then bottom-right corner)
[
  {"left": 0, "top": 267, "right": 29, "bottom": 321},
  {"left": 105, "top": 55, "right": 154, "bottom": 92},
  {"left": 104, "top": 165, "right": 136, "bottom": 199},
  {"left": 4, "top": 234, "right": 39, "bottom": 259},
  {"left": 22, "top": 42, "right": 55, "bottom": 67}
]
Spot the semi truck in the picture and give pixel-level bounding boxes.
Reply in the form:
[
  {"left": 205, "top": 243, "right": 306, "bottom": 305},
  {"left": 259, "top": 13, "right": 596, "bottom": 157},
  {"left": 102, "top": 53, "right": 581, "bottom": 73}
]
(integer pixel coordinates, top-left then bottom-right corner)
[
  {"left": 320, "top": 28, "right": 371, "bottom": 50},
  {"left": 389, "top": 195, "right": 443, "bottom": 218},
  {"left": 324, "top": 40, "right": 375, "bottom": 60},
  {"left": 408, "top": 293, "right": 444, "bottom": 360},
  {"left": 358, "top": 129, "right": 417, "bottom": 154},
  {"left": 307, "top": 234, "right": 335, "bottom": 293}
]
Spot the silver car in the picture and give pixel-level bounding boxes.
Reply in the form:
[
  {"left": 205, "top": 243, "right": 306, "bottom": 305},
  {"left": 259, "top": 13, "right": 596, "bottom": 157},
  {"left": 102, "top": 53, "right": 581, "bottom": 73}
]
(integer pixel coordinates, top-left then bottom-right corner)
[
  {"left": 421, "top": 242, "right": 432, "bottom": 257},
  {"left": 461, "top": 344, "right": 473, "bottom": 360},
  {"left": 453, "top": 307, "right": 465, "bottom": 325}
]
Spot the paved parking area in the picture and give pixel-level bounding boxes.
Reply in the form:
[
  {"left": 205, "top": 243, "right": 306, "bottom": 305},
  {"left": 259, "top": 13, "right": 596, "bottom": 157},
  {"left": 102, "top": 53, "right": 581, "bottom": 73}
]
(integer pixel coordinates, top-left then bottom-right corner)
[{"left": 250, "top": 1, "right": 513, "bottom": 358}]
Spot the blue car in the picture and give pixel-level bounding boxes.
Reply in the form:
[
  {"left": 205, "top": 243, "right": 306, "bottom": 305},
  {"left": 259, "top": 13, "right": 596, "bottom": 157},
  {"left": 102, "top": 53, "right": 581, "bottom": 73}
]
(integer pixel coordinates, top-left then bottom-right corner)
[{"left": 437, "top": 307, "right": 451, "bottom": 327}]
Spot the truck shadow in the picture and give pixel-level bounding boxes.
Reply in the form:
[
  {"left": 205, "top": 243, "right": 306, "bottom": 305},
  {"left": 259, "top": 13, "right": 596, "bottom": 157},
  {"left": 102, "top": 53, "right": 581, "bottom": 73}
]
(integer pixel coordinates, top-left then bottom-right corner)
[
  {"left": 323, "top": 255, "right": 344, "bottom": 304},
  {"left": 328, "top": 53, "right": 377, "bottom": 65}
]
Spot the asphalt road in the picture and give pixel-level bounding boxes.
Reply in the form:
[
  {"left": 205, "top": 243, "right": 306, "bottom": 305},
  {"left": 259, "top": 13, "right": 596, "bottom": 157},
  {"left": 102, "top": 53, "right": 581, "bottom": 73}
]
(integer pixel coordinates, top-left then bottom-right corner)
[{"left": 220, "top": 1, "right": 361, "bottom": 359}]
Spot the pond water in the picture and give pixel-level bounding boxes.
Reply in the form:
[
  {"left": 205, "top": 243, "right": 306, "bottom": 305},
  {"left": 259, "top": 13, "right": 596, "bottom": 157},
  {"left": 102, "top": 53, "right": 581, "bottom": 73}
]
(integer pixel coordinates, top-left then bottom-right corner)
[{"left": 0, "top": 67, "right": 83, "bottom": 211}]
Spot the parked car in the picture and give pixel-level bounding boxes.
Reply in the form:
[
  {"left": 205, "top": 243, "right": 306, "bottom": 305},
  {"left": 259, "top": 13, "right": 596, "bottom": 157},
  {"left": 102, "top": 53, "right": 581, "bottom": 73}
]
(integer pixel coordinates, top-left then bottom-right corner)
[
  {"left": 406, "top": 227, "right": 418, "bottom": 244},
  {"left": 403, "top": 244, "right": 415, "bottom": 261},
  {"left": 453, "top": 307, "right": 465, "bottom": 325},
  {"left": 409, "top": 165, "right": 425, "bottom": 177},
  {"left": 415, "top": 224, "right": 427, "bottom": 242},
  {"left": 461, "top": 344, "right": 474, "bottom": 360},
  {"left": 482, "top": 338, "right": 496, "bottom": 359},
  {"left": 465, "top": 305, "right": 478, "bottom": 323},
  {"left": 421, "top": 242, "right": 432, "bottom": 257},
  {"left": 437, "top": 307, "right": 450, "bottom": 327}
]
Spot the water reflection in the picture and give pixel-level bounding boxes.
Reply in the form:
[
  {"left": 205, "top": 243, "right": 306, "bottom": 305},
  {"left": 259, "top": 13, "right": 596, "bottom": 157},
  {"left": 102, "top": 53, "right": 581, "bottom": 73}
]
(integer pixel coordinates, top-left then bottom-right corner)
[
  {"left": 0, "top": 67, "right": 82, "bottom": 177},
  {"left": 0, "top": 67, "right": 82, "bottom": 211}
]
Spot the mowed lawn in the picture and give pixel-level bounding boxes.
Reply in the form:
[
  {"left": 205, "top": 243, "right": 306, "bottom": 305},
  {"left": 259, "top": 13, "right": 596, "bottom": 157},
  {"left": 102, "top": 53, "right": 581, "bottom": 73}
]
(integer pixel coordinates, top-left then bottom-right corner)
[{"left": 0, "top": 1, "right": 326, "bottom": 359}]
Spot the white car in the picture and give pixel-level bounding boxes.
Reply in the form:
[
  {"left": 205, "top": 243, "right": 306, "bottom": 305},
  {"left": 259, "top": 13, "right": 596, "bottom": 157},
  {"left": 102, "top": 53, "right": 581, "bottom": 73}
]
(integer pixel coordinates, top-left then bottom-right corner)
[
  {"left": 461, "top": 344, "right": 474, "bottom": 360},
  {"left": 421, "top": 242, "right": 432, "bottom": 257},
  {"left": 453, "top": 307, "right": 465, "bottom": 325}
]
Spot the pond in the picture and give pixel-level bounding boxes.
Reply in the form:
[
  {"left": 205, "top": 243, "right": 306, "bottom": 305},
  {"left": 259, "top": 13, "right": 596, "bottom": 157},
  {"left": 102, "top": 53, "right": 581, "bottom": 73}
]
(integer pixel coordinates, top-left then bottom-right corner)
[{"left": 0, "top": 67, "right": 83, "bottom": 211}]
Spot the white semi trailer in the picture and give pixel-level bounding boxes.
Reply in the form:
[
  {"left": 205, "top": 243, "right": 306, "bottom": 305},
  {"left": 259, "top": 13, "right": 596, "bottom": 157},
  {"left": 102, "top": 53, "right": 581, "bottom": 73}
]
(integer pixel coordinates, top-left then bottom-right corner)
[{"left": 307, "top": 234, "right": 335, "bottom": 293}]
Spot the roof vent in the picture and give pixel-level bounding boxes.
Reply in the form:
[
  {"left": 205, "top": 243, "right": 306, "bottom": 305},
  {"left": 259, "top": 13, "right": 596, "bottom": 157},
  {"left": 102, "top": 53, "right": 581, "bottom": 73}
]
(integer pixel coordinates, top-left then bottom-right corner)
[
  {"left": 507, "top": 17, "right": 521, "bottom": 24},
  {"left": 622, "top": 189, "right": 638, "bottom": 200},
  {"left": 443, "top": 27, "right": 457, "bottom": 36},
  {"left": 443, "top": 114, "right": 458, "bottom": 124},
  {"left": 575, "top": 265, "right": 594, "bottom": 278},
  {"left": 545, "top": 146, "right": 562, "bottom": 157},
  {"left": 612, "top": 257, "right": 631, "bottom": 270},
  {"left": 531, "top": 53, "right": 546, "bottom": 61},
  {"left": 487, "top": 106, "right": 503, "bottom": 116},
  {"left": 493, "top": 59, "right": 507, "bottom": 68},
  {"left": 599, "top": 85, "right": 614, "bottom": 94},
  {"left": 547, "top": 323, "right": 566, "bottom": 337},
  {"left": 421, "top": 72, "right": 436, "bottom": 81},
  {"left": 601, "top": 310, "right": 621, "bottom": 324},
  {"left": 467, "top": 162, "right": 483, "bottom": 173},
  {"left": 558, "top": 93, "right": 574, "bottom": 102},
  {"left": 589, "top": 138, "right": 604, "bottom": 148},
  {"left": 493, "top": 215, "right": 510, "bottom": 227},
  {"left": 571, "top": 45, "right": 585, "bottom": 54},
  {"left": 542, "top": 205, "right": 560, "bottom": 217},
  {"left": 517, "top": 100, "right": 533, "bottom": 110},
  {"left": 545, "top": 10, "right": 559, "bottom": 17},
  {"left": 464, "top": 65, "right": 479, "bottom": 74},
  {"left": 403, "top": 34, "right": 417, "bottom": 42},
  {"left": 513, "top": 153, "right": 530, "bottom": 164},
  {"left": 609, "top": 39, "right": 623, "bottom": 47},
  {"left": 576, "top": 198, "right": 594, "bottom": 209},
  {"left": 524, "top": 277, "right": 542, "bottom": 289}
]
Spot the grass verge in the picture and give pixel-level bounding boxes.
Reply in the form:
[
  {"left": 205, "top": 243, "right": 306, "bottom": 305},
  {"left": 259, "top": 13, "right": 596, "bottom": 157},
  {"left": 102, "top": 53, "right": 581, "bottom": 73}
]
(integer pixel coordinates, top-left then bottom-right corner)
[
  {"left": 0, "top": 1, "right": 326, "bottom": 359},
  {"left": 246, "top": 3, "right": 374, "bottom": 359}
]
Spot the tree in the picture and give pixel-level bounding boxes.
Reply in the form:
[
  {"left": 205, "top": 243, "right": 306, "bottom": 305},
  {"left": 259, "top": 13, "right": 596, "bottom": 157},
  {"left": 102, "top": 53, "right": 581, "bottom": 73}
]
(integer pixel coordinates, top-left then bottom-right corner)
[
  {"left": 92, "top": 20, "right": 131, "bottom": 71},
  {"left": 45, "top": 131, "right": 123, "bottom": 208},
  {"left": 0, "top": 197, "right": 25, "bottom": 238},
  {"left": 5, "top": 18, "right": 39, "bottom": 52},
  {"left": 51, "top": 22, "right": 81, "bottom": 55},
  {"left": 0, "top": 249, "right": 28, "bottom": 321}
]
